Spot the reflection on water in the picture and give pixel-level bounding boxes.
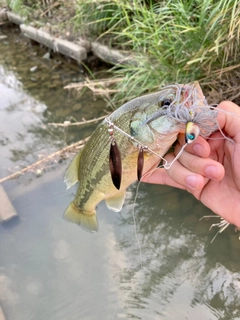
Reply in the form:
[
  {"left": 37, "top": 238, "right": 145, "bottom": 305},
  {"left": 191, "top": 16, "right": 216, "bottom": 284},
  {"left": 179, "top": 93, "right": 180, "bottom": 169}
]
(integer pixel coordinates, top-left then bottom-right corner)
[
  {"left": 0, "top": 26, "right": 240, "bottom": 320},
  {"left": 114, "top": 184, "right": 240, "bottom": 320}
]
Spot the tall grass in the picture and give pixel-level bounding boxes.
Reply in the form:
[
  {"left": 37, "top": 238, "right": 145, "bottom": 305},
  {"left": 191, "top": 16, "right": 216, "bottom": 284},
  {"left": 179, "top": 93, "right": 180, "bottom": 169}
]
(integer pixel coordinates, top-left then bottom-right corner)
[{"left": 75, "top": 0, "right": 240, "bottom": 102}]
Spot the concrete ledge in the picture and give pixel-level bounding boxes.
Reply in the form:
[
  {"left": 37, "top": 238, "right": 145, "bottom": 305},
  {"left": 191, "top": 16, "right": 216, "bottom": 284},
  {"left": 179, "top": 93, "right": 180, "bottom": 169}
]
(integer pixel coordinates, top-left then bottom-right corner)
[
  {"left": 20, "top": 24, "right": 87, "bottom": 62},
  {"left": 91, "top": 42, "right": 137, "bottom": 66},
  {"left": 0, "top": 9, "right": 8, "bottom": 24},
  {"left": 7, "top": 11, "right": 25, "bottom": 25},
  {"left": 55, "top": 38, "right": 87, "bottom": 62},
  {"left": 0, "top": 185, "right": 18, "bottom": 222}
]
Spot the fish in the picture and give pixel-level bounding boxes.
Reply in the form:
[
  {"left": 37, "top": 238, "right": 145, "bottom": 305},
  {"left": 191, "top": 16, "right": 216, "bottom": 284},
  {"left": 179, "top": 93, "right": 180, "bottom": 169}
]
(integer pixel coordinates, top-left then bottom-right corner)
[{"left": 63, "top": 81, "right": 219, "bottom": 232}]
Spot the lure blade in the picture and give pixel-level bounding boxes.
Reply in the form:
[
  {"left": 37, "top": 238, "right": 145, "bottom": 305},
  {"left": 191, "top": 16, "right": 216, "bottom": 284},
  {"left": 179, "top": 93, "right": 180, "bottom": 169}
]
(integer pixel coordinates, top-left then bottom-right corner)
[
  {"left": 109, "top": 139, "right": 122, "bottom": 190},
  {"left": 137, "top": 148, "right": 144, "bottom": 181}
]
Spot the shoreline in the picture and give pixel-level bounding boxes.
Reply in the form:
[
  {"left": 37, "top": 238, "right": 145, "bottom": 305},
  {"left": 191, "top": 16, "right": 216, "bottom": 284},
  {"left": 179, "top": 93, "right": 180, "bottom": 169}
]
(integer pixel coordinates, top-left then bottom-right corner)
[{"left": 0, "top": 9, "right": 136, "bottom": 67}]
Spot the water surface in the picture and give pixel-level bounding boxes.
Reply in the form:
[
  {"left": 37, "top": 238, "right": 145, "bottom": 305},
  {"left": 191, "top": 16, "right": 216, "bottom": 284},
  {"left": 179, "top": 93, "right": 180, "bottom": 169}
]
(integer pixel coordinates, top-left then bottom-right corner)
[{"left": 0, "top": 25, "right": 240, "bottom": 320}]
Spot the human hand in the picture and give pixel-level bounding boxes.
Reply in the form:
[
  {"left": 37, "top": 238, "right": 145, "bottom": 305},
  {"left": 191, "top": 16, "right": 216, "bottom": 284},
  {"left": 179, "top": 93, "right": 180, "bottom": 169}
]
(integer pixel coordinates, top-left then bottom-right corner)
[{"left": 142, "top": 101, "right": 240, "bottom": 228}]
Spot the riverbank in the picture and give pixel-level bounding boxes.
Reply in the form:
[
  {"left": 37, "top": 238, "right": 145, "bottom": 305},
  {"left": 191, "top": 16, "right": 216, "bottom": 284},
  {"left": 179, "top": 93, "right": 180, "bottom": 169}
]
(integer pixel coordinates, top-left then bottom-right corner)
[{"left": 2, "top": 0, "right": 240, "bottom": 105}]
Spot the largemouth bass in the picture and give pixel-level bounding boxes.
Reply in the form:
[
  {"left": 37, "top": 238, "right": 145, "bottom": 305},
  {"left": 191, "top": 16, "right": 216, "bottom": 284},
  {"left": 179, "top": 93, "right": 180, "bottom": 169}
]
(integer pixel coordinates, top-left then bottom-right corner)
[{"left": 64, "top": 82, "right": 219, "bottom": 232}]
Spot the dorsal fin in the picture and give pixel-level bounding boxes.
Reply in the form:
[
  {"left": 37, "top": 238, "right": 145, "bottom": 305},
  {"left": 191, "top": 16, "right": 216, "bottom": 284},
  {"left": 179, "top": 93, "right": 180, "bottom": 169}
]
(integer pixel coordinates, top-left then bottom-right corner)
[{"left": 64, "top": 151, "right": 82, "bottom": 189}]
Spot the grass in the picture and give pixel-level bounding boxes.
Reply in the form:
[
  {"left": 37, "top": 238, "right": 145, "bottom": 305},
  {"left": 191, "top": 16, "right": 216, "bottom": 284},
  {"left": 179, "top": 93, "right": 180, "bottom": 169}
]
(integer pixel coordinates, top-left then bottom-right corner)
[
  {"left": 5, "top": 0, "right": 32, "bottom": 15},
  {"left": 74, "top": 0, "right": 240, "bottom": 104}
]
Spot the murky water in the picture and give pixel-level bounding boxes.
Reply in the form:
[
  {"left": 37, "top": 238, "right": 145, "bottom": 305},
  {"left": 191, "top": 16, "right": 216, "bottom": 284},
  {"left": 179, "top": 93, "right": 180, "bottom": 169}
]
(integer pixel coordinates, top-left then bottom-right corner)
[{"left": 1, "top": 25, "right": 240, "bottom": 320}]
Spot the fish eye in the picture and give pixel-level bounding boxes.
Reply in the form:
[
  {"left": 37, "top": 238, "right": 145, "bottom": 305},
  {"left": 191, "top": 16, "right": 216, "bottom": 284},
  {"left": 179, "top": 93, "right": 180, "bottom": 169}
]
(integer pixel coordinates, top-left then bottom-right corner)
[{"left": 161, "top": 99, "right": 172, "bottom": 107}]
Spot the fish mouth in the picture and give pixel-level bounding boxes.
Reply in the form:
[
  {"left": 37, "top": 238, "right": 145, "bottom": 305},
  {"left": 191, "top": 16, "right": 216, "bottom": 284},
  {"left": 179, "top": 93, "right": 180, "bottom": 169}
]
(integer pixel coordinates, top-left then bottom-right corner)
[
  {"left": 140, "top": 83, "right": 198, "bottom": 127},
  {"left": 140, "top": 82, "right": 218, "bottom": 138}
]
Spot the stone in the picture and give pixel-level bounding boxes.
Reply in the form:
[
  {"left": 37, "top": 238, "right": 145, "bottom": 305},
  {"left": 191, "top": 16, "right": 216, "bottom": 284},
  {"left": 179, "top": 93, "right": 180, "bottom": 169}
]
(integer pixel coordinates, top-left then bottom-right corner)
[
  {"left": 42, "top": 52, "right": 51, "bottom": 60},
  {"left": 30, "top": 66, "right": 38, "bottom": 72}
]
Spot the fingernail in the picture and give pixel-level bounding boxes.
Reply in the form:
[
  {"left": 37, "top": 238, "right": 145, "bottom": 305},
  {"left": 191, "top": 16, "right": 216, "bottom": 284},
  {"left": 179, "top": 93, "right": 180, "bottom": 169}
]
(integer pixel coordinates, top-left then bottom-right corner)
[
  {"left": 192, "top": 143, "right": 204, "bottom": 156},
  {"left": 185, "top": 175, "right": 200, "bottom": 190},
  {"left": 204, "top": 165, "right": 221, "bottom": 180}
]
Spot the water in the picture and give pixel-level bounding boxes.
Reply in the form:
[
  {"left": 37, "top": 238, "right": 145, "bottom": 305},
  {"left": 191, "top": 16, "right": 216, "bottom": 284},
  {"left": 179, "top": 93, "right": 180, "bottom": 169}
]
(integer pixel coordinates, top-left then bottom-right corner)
[{"left": 0, "top": 25, "right": 240, "bottom": 320}]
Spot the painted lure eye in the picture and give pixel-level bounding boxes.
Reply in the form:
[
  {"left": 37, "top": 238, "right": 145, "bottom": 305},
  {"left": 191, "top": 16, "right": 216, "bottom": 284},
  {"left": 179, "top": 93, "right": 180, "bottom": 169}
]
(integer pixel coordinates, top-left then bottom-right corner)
[{"left": 185, "top": 122, "right": 200, "bottom": 144}]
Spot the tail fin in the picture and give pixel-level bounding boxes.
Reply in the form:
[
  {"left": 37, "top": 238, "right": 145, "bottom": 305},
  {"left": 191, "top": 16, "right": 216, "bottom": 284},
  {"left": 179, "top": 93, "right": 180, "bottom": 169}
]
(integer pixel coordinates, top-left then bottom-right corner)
[{"left": 63, "top": 202, "right": 98, "bottom": 233}]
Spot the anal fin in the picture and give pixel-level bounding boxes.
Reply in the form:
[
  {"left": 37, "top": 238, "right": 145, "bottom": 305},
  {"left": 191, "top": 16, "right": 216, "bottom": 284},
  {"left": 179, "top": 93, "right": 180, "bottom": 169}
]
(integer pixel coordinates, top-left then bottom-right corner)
[{"left": 105, "top": 191, "right": 126, "bottom": 212}]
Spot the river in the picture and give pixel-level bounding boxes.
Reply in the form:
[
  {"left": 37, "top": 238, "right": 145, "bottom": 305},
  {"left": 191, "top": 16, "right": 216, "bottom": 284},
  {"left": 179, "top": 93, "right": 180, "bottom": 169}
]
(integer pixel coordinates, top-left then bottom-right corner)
[{"left": 0, "top": 25, "right": 240, "bottom": 320}]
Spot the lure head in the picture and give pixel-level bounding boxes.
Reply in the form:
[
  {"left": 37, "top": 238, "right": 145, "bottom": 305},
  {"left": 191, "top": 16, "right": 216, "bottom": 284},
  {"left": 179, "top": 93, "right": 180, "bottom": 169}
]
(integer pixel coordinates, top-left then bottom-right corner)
[{"left": 185, "top": 122, "right": 200, "bottom": 144}]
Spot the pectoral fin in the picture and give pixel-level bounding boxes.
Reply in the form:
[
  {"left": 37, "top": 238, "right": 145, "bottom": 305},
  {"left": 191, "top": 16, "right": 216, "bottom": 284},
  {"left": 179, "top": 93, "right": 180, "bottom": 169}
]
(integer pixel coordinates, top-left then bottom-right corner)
[
  {"left": 64, "top": 151, "right": 82, "bottom": 189},
  {"left": 63, "top": 202, "right": 98, "bottom": 232},
  {"left": 105, "top": 191, "right": 126, "bottom": 212}
]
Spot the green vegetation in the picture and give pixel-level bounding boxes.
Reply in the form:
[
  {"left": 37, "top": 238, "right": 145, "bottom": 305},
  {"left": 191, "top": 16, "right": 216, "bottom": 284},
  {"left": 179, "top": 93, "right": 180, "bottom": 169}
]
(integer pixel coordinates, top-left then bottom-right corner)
[
  {"left": 4, "top": 0, "right": 240, "bottom": 104},
  {"left": 75, "top": 0, "right": 240, "bottom": 102},
  {"left": 5, "top": 0, "right": 37, "bottom": 15}
]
